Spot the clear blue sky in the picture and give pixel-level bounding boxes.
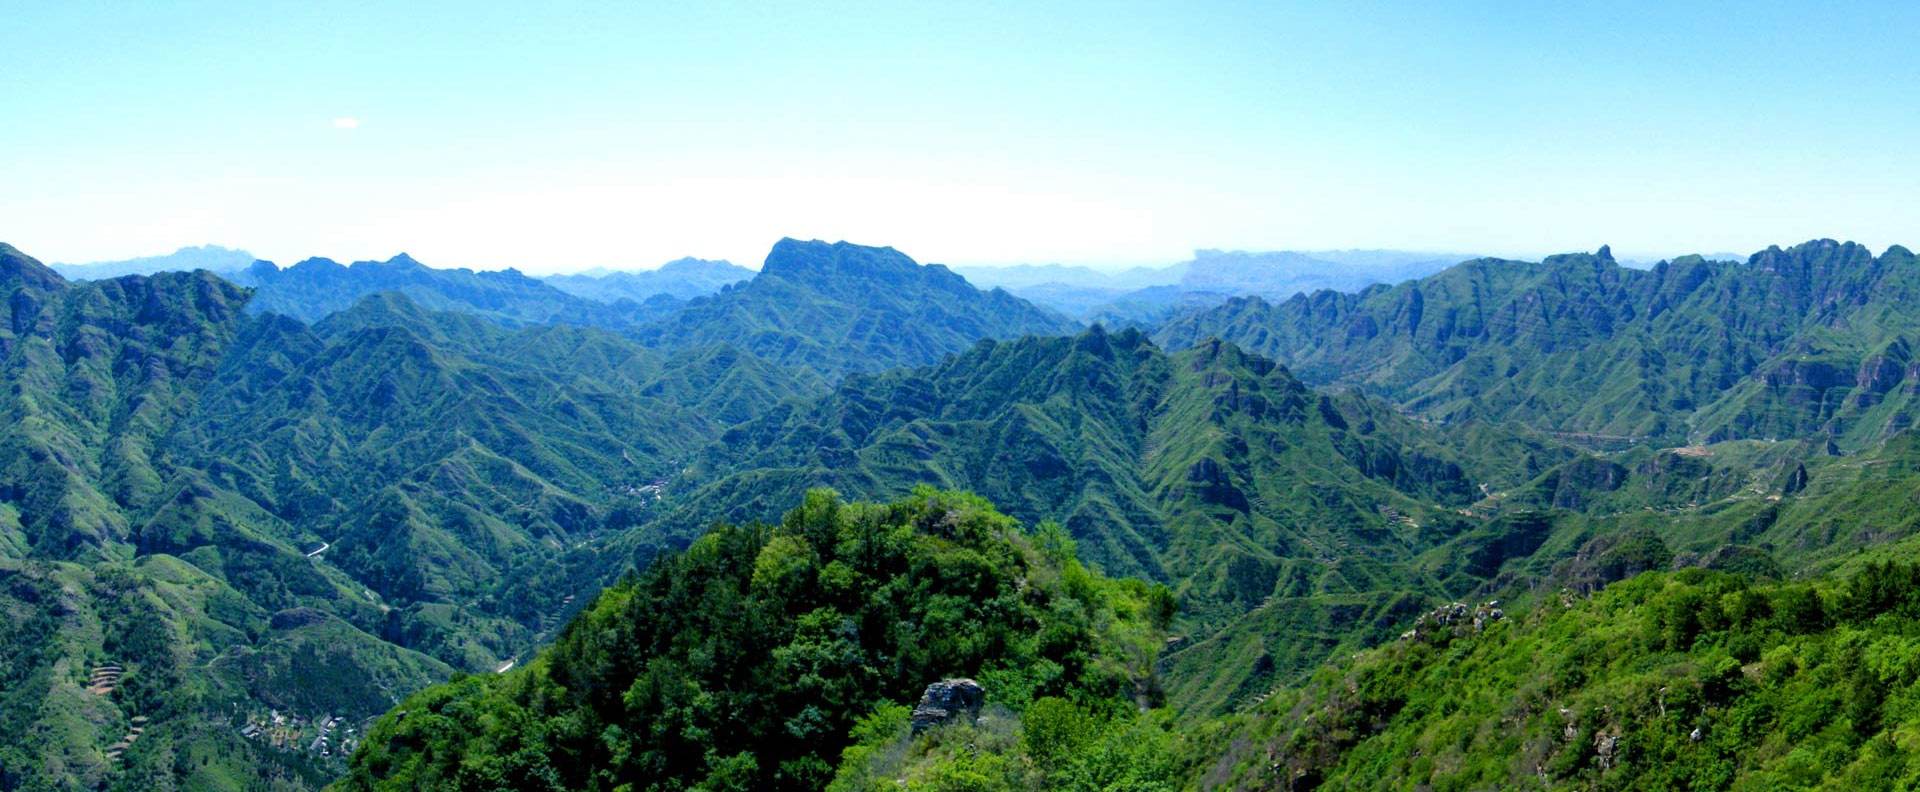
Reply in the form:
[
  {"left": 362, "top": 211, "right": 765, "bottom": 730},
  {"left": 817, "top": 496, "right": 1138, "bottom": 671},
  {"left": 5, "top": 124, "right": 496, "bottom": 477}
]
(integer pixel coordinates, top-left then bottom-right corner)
[{"left": 4, "top": 1, "right": 1917, "bottom": 273}]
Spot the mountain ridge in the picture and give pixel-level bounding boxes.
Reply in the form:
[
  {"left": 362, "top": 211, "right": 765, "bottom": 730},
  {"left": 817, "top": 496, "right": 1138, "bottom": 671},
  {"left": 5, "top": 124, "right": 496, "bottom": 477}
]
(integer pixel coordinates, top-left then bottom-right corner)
[
  {"left": 1156, "top": 239, "right": 1920, "bottom": 450},
  {"left": 634, "top": 238, "right": 1079, "bottom": 377},
  {"left": 49, "top": 244, "right": 257, "bottom": 280},
  {"left": 543, "top": 256, "right": 752, "bottom": 303}
]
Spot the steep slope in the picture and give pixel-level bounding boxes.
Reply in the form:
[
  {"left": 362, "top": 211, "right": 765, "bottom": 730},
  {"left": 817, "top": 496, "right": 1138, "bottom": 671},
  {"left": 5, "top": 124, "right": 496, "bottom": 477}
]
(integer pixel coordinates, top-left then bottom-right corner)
[
  {"left": 0, "top": 255, "right": 252, "bottom": 558},
  {"left": 164, "top": 293, "right": 811, "bottom": 669},
  {"left": 233, "top": 253, "right": 667, "bottom": 327},
  {"left": 0, "top": 254, "right": 457, "bottom": 790},
  {"left": 1482, "top": 429, "right": 1920, "bottom": 583},
  {"left": 3, "top": 242, "right": 79, "bottom": 292},
  {"left": 1157, "top": 241, "right": 1920, "bottom": 450},
  {"left": 635, "top": 239, "right": 1080, "bottom": 377},
  {"left": 543, "top": 257, "right": 753, "bottom": 302},
  {"left": 340, "top": 489, "right": 1172, "bottom": 791},
  {"left": 1207, "top": 563, "right": 1920, "bottom": 790}
]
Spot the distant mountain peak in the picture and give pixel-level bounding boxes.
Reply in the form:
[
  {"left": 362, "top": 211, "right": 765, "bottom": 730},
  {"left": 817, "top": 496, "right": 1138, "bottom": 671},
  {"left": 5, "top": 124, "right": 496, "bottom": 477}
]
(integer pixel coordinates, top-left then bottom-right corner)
[
  {"left": 47, "top": 244, "right": 257, "bottom": 280},
  {"left": 164, "top": 243, "right": 247, "bottom": 257},
  {"left": 658, "top": 256, "right": 740, "bottom": 273},
  {"left": 543, "top": 258, "right": 751, "bottom": 304},
  {"left": 339, "top": 253, "right": 425, "bottom": 269},
  {"left": 759, "top": 238, "right": 922, "bottom": 281},
  {"left": 639, "top": 239, "right": 1077, "bottom": 376},
  {"left": 289, "top": 256, "right": 344, "bottom": 271}
]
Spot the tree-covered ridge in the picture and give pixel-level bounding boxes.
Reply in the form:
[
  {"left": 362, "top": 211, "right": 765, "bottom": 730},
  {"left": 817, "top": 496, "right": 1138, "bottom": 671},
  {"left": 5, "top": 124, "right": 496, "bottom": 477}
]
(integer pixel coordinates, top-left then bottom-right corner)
[
  {"left": 635, "top": 239, "right": 1080, "bottom": 377},
  {"left": 1156, "top": 240, "right": 1920, "bottom": 451},
  {"left": 1206, "top": 561, "right": 1920, "bottom": 790},
  {"left": 339, "top": 489, "right": 1175, "bottom": 791},
  {"left": 158, "top": 292, "right": 785, "bottom": 668},
  {"left": 629, "top": 326, "right": 1573, "bottom": 714},
  {"left": 664, "top": 328, "right": 1557, "bottom": 583}
]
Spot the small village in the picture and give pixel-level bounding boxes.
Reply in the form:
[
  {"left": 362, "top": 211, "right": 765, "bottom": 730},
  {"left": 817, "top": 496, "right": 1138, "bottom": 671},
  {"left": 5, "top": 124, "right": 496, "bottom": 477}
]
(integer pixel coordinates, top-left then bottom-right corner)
[
  {"left": 233, "top": 708, "right": 370, "bottom": 761},
  {"left": 87, "top": 658, "right": 376, "bottom": 765}
]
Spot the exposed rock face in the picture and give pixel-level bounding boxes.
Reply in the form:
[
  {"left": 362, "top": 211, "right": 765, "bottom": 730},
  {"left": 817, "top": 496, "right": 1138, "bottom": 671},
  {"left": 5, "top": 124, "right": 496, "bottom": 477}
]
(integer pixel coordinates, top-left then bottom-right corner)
[
  {"left": 1399, "top": 600, "right": 1505, "bottom": 643},
  {"left": 1780, "top": 461, "right": 1810, "bottom": 495},
  {"left": 910, "top": 678, "right": 985, "bottom": 734}
]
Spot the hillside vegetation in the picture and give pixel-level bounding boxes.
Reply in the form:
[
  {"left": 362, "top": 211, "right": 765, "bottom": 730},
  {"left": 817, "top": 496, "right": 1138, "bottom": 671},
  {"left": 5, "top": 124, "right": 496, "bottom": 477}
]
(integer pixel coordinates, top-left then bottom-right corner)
[
  {"left": 1206, "top": 561, "right": 1920, "bottom": 790},
  {"left": 339, "top": 489, "right": 1176, "bottom": 791}
]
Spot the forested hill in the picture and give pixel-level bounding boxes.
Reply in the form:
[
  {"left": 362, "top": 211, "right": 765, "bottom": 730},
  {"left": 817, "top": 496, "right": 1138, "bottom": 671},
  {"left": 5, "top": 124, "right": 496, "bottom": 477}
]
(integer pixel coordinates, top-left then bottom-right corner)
[
  {"left": 1157, "top": 240, "right": 1920, "bottom": 451},
  {"left": 339, "top": 489, "right": 1179, "bottom": 791},
  {"left": 634, "top": 238, "right": 1080, "bottom": 376},
  {"left": 1207, "top": 561, "right": 1920, "bottom": 789}
]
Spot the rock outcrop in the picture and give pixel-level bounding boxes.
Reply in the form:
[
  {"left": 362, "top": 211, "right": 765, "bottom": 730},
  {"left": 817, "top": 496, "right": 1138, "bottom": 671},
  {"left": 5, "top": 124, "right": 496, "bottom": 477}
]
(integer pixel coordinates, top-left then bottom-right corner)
[{"left": 910, "top": 678, "right": 985, "bottom": 734}]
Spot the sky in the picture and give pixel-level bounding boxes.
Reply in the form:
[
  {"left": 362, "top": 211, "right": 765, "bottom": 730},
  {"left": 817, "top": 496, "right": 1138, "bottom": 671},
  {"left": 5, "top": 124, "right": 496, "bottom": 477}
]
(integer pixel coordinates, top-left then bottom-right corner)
[{"left": 4, "top": 1, "right": 1918, "bottom": 274}]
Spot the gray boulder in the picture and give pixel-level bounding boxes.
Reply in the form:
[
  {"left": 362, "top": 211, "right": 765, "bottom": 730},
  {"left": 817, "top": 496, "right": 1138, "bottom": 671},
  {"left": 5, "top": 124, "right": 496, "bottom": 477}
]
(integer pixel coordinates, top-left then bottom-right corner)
[{"left": 910, "top": 678, "right": 985, "bottom": 734}]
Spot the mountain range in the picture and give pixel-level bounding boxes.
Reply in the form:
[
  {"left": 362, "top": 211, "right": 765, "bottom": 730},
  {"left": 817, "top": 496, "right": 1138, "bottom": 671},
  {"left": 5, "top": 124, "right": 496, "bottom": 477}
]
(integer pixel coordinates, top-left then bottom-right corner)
[
  {"left": 49, "top": 245, "right": 258, "bottom": 280},
  {"left": 52, "top": 247, "right": 759, "bottom": 328},
  {"left": 229, "top": 254, "right": 673, "bottom": 327},
  {"left": 0, "top": 241, "right": 826, "bottom": 788},
  {"left": 954, "top": 249, "right": 1467, "bottom": 326},
  {"left": 1156, "top": 241, "right": 1920, "bottom": 451},
  {"left": 9, "top": 235, "right": 1920, "bottom": 790},
  {"left": 542, "top": 257, "right": 754, "bottom": 302}
]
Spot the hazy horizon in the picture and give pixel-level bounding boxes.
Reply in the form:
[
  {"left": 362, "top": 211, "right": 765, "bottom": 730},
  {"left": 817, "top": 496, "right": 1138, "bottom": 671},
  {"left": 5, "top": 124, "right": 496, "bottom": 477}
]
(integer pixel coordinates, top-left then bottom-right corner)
[
  {"left": 42, "top": 238, "right": 1831, "bottom": 278},
  {"left": 8, "top": 2, "right": 1917, "bottom": 273}
]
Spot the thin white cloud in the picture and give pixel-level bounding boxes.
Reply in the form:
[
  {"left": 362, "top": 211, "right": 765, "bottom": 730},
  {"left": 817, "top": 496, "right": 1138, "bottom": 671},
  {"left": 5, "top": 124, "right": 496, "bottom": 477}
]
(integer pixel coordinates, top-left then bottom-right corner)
[{"left": 332, "top": 117, "right": 361, "bottom": 130}]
